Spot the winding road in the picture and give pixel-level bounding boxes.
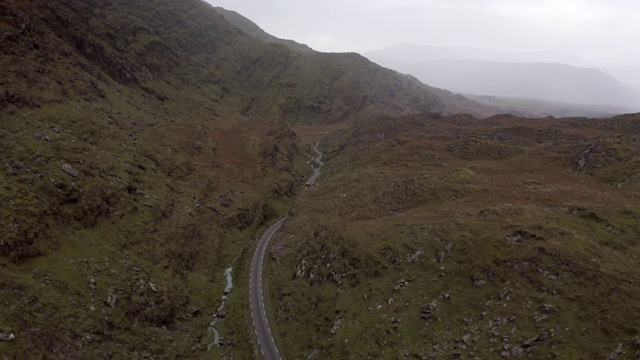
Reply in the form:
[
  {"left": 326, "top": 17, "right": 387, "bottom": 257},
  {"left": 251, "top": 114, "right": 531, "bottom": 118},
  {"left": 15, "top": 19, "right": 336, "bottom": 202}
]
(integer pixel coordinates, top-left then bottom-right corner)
[
  {"left": 306, "top": 141, "right": 324, "bottom": 187},
  {"left": 249, "top": 141, "right": 324, "bottom": 359}
]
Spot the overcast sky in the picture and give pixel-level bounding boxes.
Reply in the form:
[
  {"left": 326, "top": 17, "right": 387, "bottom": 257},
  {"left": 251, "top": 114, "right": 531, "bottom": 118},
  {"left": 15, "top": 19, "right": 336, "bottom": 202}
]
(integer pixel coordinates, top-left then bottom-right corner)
[{"left": 205, "top": 0, "right": 640, "bottom": 65}]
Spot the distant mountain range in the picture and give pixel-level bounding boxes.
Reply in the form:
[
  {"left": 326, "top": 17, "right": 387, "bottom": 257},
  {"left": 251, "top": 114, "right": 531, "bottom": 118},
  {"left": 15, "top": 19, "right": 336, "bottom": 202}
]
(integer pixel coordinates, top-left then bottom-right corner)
[
  {"left": 366, "top": 43, "right": 588, "bottom": 65},
  {"left": 366, "top": 43, "right": 640, "bottom": 111}
]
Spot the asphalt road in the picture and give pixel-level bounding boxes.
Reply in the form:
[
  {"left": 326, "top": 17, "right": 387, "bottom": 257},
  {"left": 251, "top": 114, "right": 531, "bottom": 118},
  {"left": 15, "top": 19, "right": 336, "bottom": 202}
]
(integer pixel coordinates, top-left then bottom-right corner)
[{"left": 250, "top": 141, "right": 324, "bottom": 359}]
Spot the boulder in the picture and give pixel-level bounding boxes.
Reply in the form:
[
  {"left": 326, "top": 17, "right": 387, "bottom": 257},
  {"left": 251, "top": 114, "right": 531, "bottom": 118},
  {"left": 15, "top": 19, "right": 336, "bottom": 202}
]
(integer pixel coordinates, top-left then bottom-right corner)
[{"left": 62, "top": 163, "right": 80, "bottom": 177}]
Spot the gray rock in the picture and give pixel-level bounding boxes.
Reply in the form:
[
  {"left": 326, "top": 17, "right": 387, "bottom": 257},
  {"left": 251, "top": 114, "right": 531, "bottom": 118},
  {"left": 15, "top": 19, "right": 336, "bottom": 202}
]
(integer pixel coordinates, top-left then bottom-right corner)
[
  {"left": 462, "top": 334, "right": 470, "bottom": 344},
  {"left": 608, "top": 343, "right": 624, "bottom": 360},
  {"left": 104, "top": 292, "right": 117, "bottom": 308},
  {"left": 306, "top": 349, "right": 321, "bottom": 360},
  {"left": 89, "top": 278, "right": 96, "bottom": 290},
  {"left": 435, "top": 250, "right": 446, "bottom": 263},
  {"left": 511, "top": 346, "right": 523, "bottom": 358},
  {"left": 522, "top": 335, "right": 539, "bottom": 347},
  {"left": 62, "top": 163, "right": 79, "bottom": 178},
  {"left": 408, "top": 250, "right": 423, "bottom": 263},
  {"left": 0, "top": 332, "right": 15, "bottom": 341},
  {"left": 540, "top": 304, "right": 555, "bottom": 313},
  {"left": 501, "top": 350, "right": 511, "bottom": 358},
  {"left": 444, "top": 243, "right": 453, "bottom": 253},
  {"left": 473, "top": 279, "right": 487, "bottom": 288},
  {"left": 330, "top": 318, "right": 343, "bottom": 334},
  {"left": 421, "top": 311, "right": 432, "bottom": 321}
]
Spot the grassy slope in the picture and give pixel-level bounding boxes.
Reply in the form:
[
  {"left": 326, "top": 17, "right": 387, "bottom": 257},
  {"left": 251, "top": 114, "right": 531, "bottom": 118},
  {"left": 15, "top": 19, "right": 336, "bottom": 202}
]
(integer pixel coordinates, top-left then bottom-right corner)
[
  {"left": 268, "top": 113, "right": 640, "bottom": 359},
  {"left": 0, "top": 0, "right": 503, "bottom": 357},
  {"left": 0, "top": 1, "right": 314, "bottom": 358}
]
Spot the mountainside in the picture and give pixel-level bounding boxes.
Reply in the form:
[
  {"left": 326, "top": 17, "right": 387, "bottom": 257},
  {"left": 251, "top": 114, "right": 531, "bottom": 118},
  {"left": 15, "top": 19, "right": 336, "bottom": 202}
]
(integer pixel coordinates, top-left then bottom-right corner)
[
  {"left": 0, "top": 0, "right": 498, "bottom": 357},
  {"left": 1, "top": 1, "right": 314, "bottom": 357},
  {"left": 268, "top": 113, "right": 640, "bottom": 359},
  {"left": 6, "top": 0, "right": 639, "bottom": 359},
  {"left": 2, "top": 0, "right": 497, "bottom": 126}
]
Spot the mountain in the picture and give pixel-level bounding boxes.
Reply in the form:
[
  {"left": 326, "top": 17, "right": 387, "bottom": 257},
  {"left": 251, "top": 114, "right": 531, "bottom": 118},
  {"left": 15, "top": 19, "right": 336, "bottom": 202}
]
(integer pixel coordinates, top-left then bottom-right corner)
[
  {"left": 365, "top": 43, "right": 588, "bottom": 66},
  {"left": 0, "top": 0, "right": 498, "bottom": 357},
  {"left": 366, "top": 44, "right": 640, "bottom": 113},
  {"left": 269, "top": 112, "right": 640, "bottom": 359},
  {"left": 2, "top": 0, "right": 640, "bottom": 358},
  {"left": 404, "top": 59, "right": 640, "bottom": 108},
  {"left": 602, "top": 65, "right": 640, "bottom": 93}
]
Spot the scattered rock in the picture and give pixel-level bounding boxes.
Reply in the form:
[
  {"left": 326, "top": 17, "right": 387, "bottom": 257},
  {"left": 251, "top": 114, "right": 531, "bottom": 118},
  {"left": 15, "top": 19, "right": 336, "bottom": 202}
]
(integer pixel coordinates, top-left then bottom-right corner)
[
  {"left": 62, "top": 163, "right": 79, "bottom": 178},
  {"left": 0, "top": 332, "right": 15, "bottom": 341},
  {"left": 521, "top": 335, "right": 539, "bottom": 347},
  {"left": 576, "top": 140, "right": 600, "bottom": 172},
  {"left": 407, "top": 250, "right": 423, "bottom": 263},
  {"left": 104, "top": 292, "right": 117, "bottom": 308},
  {"left": 420, "top": 311, "right": 432, "bottom": 321},
  {"left": 505, "top": 230, "right": 543, "bottom": 244},
  {"left": 420, "top": 303, "right": 435, "bottom": 322},
  {"left": 472, "top": 278, "right": 487, "bottom": 288},
  {"left": 540, "top": 304, "right": 555, "bottom": 313},
  {"left": 394, "top": 278, "right": 408, "bottom": 290},
  {"left": 462, "top": 334, "right": 470, "bottom": 344},
  {"left": 444, "top": 243, "right": 453, "bottom": 253},
  {"left": 511, "top": 346, "right": 523, "bottom": 358},
  {"left": 330, "top": 318, "right": 343, "bottom": 335},
  {"left": 306, "top": 349, "right": 321, "bottom": 360},
  {"left": 435, "top": 250, "right": 446, "bottom": 263},
  {"left": 89, "top": 278, "right": 96, "bottom": 290},
  {"left": 607, "top": 343, "right": 624, "bottom": 359}
]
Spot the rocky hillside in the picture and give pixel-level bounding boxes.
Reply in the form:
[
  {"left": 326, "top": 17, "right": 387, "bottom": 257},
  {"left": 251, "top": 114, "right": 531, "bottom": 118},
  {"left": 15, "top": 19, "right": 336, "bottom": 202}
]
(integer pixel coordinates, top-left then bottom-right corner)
[
  {"left": 1, "top": 0, "right": 497, "bottom": 127},
  {"left": 0, "top": 0, "right": 541, "bottom": 358},
  {"left": 268, "top": 113, "right": 640, "bottom": 359}
]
